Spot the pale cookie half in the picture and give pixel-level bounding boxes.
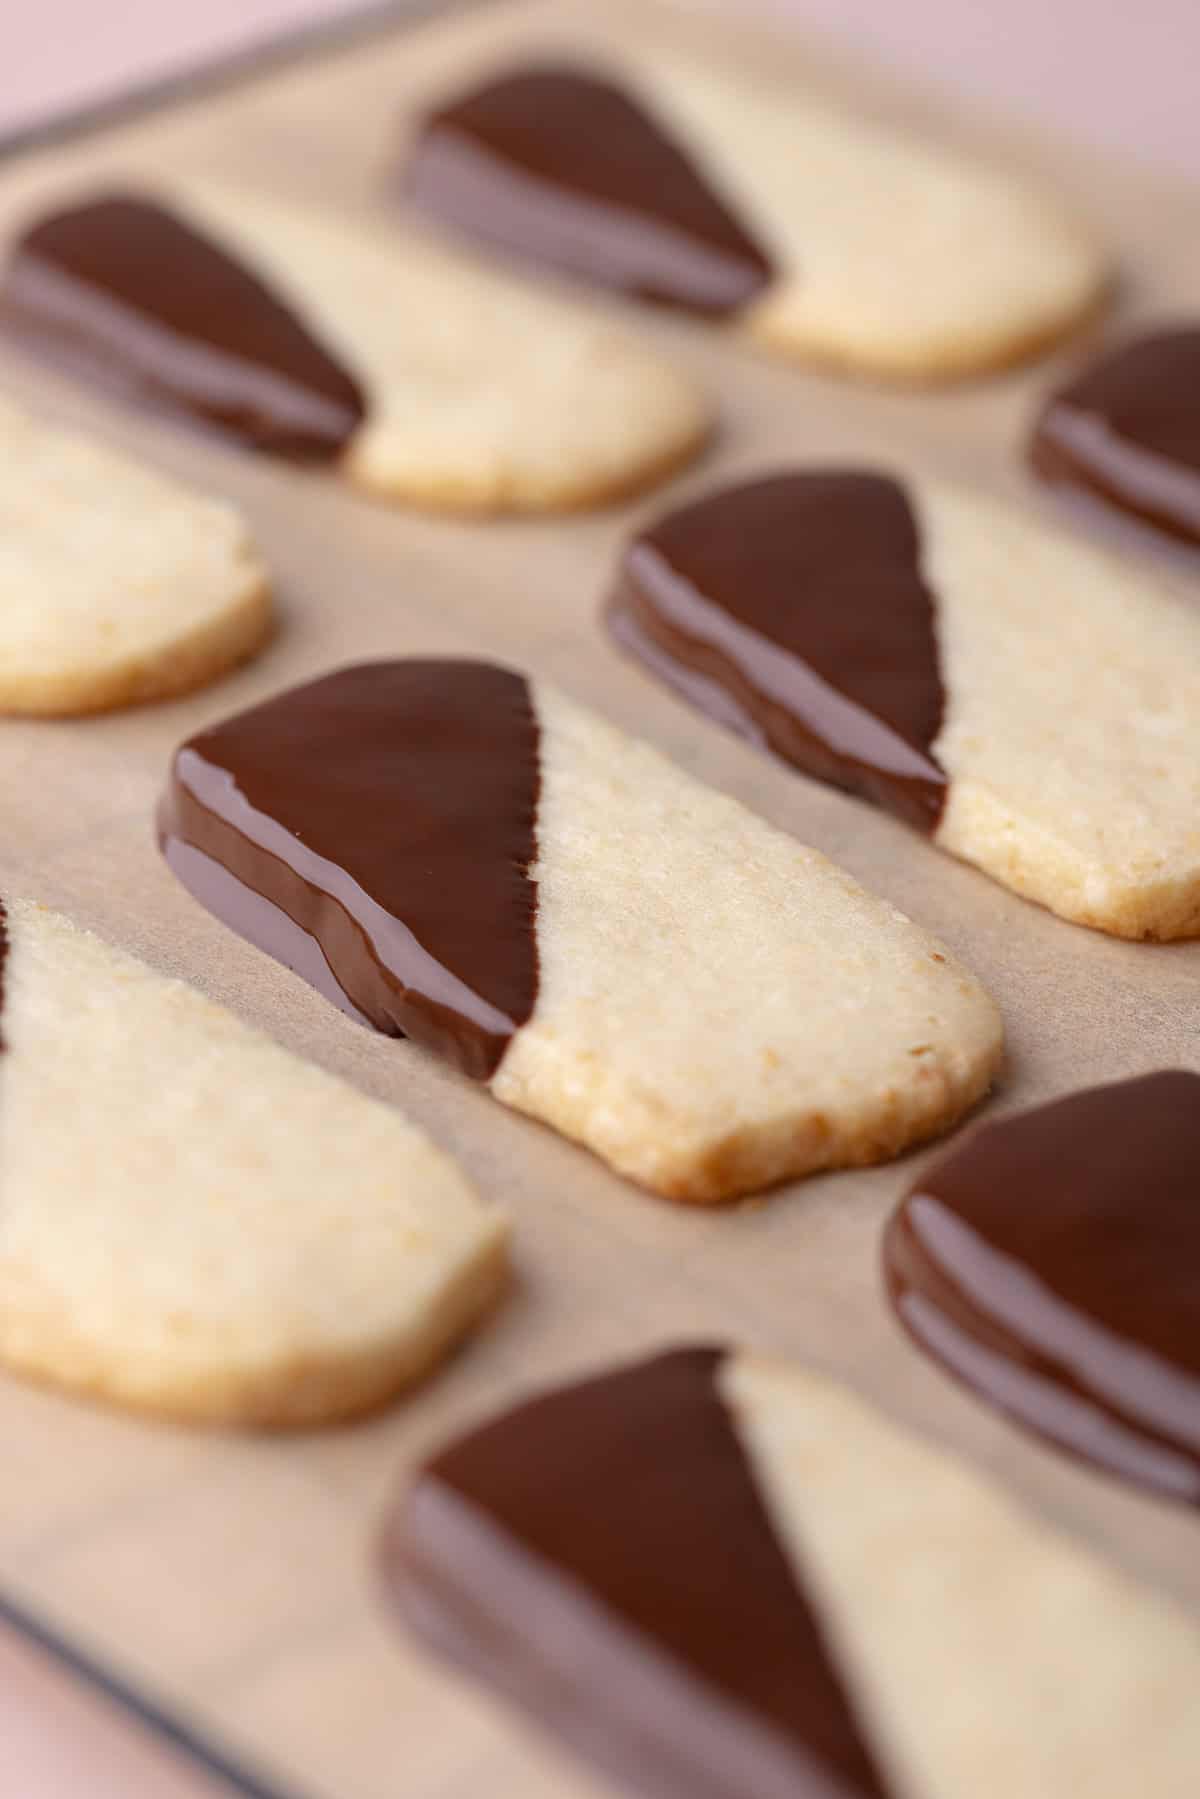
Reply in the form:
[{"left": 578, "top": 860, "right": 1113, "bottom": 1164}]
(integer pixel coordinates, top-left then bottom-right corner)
[
  {"left": 404, "top": 54, "right": 1107, "bottom": 380},
  {"left": 494, "top": 684, "right": 1001, "bottom": 1199},
  {"left": 0, "top": 185, "right": 710, "bottom": 513},
  {"left": 610, "top": 468, "right": 1200, "bottom": 940},
  {"left": 388, "top": 1346, "right": 1200, "bottom": 1799},
  {"left": 0, "top": 898, "right": 508, "bottom": 1427},
  {"left": 725, "top": 1354, "right": 1200, "bottom": 1799},
  {"left": 646, "top": 57, "right": 1108, "bottom": 378},
  {"left": 160, "top": 660, "right": 1002, "bottom": 1205},
  {"left": 0, "top": 393, "right": 269, "bottom": 715},
  {"left": 929, "top": 479, "right": 1200, "bottom": 938}
]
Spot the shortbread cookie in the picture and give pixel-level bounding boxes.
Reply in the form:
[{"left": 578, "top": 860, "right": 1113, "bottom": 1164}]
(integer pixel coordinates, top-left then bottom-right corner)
[
  {"left": 725, "top": 1354, "right": 1200, "bottom": 1799},
  {"left": 885, "top": 1071, "right": 1200, "bottom": 1504},
  {"left": 609, "top": 468, "right": 1200, "bottom": 939},
  {"left": 385, "top": 1347, "right": 1200, "bottom": 1799},
  {"left": 0, "top": 188, "right": 709, "bottom": 512},
  {"left": 0, "top": 897, "right": 508, "bottom": 1426},
  {"left": 403, "top": 59, "right": 1107, "bottom": 378},
  {"left": 0, "top": 393, "right": 269, "bottom": 715},
  {"left": 1032, "top": 326, "right": 1200, "bottom": 543},
  {"left": 158, "top": 659, "right": 1001, "bottom": 1203}
]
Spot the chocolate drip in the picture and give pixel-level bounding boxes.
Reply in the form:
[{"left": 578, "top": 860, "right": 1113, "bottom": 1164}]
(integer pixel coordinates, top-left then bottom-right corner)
[
  {"left": 159, "top": 661, "right": 540, "bottom": 1082},
  {"left": 0, "top": 193, "right": 365, "bottom": 460},
  {"left": 405, "top": 65, "right": 773, "bottom": 316},
  {"left": 608, "top": 472, "right": 947, "bottom": 832},
  {"left": 1032, "top": 328, "right": 1200, "bottom": 544},
  {"left": 884, "top": 1072, "right": 1200, "bottom": 1505},
  {"left": 384, "top": 1347, "right": 891, "bottom": 1799}
]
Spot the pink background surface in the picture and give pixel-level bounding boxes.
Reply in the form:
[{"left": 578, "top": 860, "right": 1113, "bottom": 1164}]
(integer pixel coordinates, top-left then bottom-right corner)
[
  {"left": 5, "top": 0, "right": 1200, "bottom": 175},
  {"left": 752, "top": 0, "right": 1200, "bottom": 176},
  {"left": 1, "top": 0, "right": 1197, "bottom": 1794}
]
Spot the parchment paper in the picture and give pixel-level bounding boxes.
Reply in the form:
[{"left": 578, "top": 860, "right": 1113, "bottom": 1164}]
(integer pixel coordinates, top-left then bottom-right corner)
[{"left": 1, "top": 4, "right": 1198, "bottom": 1795}]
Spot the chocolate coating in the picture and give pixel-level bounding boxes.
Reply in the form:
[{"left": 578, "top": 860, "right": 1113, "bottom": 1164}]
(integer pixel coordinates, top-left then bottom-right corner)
[
  {"left": 0, "top": 194, "right": 365, "bottom": 460},
  {"left": 405, "top": 65, "right": 773, "bottom": 316},
  {"left": 159, "top": 661, "right": 540, "bottom": 1082},
  {"left": 385, "top": 1348, "right": 890, "bottom": 1799},
  {"left": 885, "top": 1072, "right": 1200, "bottom": 1505},
  {"left": 608, "top": 472, "right": 947, "bottom": 832},
  {"left": 1032, "top": 328, "right": 1200, "bottom": 544}
]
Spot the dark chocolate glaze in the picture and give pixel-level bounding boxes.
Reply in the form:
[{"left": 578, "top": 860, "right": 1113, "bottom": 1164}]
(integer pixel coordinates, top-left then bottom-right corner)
[
  {"left": 405, "top": 65, "right": 774, "bottom": 316},
  {"left": 1032, "top": 328, "right": 1200, "bottom": 544},
  {"left": 159, "top": 661, "right": 540, "bottom": 1082},
  {"left": 384, "top": 1348, "right": 891, "bottom": 1799},
  {"left": 885, "top": 1072, "right": 1200, "bottom": 1505},
  {"left": 608, "top": 472, "right": 947, "bottom": 832},
  {"left": 0, "top": 193, "right": 365, "bottom": 459}
]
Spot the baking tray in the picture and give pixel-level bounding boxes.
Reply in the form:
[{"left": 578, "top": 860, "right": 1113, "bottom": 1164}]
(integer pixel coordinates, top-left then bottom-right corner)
[{"left": 0, "top": 3, "right": 1198, "bottom": 1795}]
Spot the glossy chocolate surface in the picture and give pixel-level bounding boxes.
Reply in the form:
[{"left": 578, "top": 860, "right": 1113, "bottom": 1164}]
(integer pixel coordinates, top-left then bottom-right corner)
[
  {"left": 159, "top": 661, "right": 539, "bottom": 1082},
  {"left": 405, "top": 65, "right": 773, "bottom": 316},
  {"left": 885, "top": 1072, "right": 1200, "bottom": 1504},
  {"left": 609, "top": 472, "right": 947, "bottom": 832},
  {"left": 385, "top": 1347, "right": 890, "bottom": 1799},
  {"left": 1032, "top": 328, "right": 1200, "bottom": 544},
  {"left": 0, "top": 194, "right": 365, "bottom": 459}
]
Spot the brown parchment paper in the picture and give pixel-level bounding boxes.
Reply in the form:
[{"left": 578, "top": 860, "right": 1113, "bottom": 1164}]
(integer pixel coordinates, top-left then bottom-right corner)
[{"left": 1, "top": 4, "right": 1199, "bottom": 1795}]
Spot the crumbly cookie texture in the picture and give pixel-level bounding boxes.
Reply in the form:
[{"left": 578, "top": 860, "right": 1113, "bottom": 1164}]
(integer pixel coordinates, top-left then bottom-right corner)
[
  {"left": 491, "top": 684, "right": 1002, "bottom": 1203},
  {"left": 177, "top": 184, "right": 710, "bottom": 512},
  {"left": 641, "top": 58, "right": 1107, "bottom": 378},
  {"left": 0, "top": 395, "right": 270, "bottom": 715},
  {"left": 723, "top": 1354, "right": 1200, "bottom": 1799},
  {"left": 922, "top": 480, "right": 1200, "bottom": 939},
  {"left": 0, "top": 899, "right": 508, "bottom": 1427}
]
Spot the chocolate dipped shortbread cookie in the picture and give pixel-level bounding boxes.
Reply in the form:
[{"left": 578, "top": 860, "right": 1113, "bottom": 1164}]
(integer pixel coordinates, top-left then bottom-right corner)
[
  {"left": 403, "top": 55, "right": 1107, "bottom": 379},
  {"left": 609, "top": 469, "right": 1200, "bottom": 939},
  {"left": 1032, "top": 326, "right": 1200, "bottom": 544},
  {"left": 0, "top": 898, "right": 507, "bottom": 1426},
  {"left": 160, "top": 659, "right": 1001, "bottom": 1203},
  {"left": 385, "top": 1347, "right": 1200, "bottom": 1799},
  {"left": 886, "top": 1071, "right": 1200, "bottom": 1505},
  {"left": 0, "top": 393, "right": 269, "bottom": 714},
  {"left": 1, "top": 187, "right": 708, "bottom": 512}
]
